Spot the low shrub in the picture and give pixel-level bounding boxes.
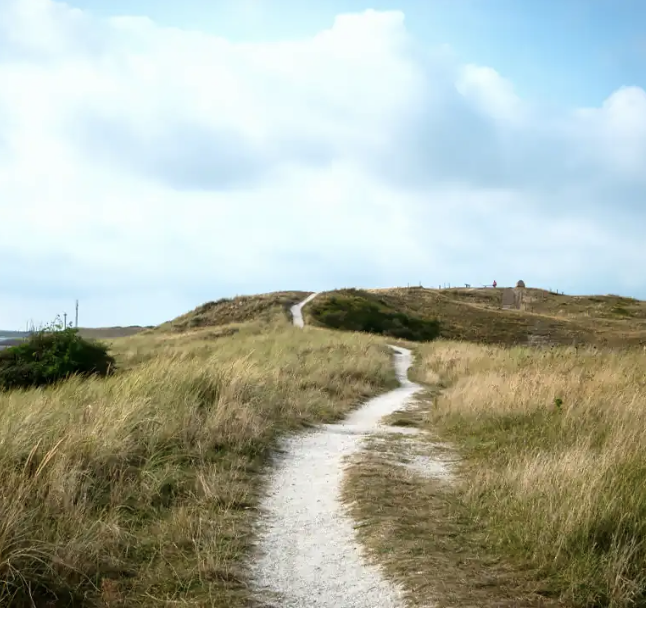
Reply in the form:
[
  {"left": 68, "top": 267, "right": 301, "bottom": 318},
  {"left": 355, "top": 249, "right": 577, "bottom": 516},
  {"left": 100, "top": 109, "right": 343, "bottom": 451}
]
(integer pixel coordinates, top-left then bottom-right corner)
[
  {"left": 309, "top": 291, "right": 440, "bottom": 342},
  {"left": 0, "top": 318, "right": 115, "bottom": 391}
]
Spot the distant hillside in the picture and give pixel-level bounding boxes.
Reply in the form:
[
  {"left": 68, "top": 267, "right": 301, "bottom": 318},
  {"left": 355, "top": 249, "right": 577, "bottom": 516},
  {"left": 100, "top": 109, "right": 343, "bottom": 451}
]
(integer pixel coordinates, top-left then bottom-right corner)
[
  {"left": 0, "top": 327, "right": 145, "bottom": 343},
  {"left": 433, "top": 286, "right": 646, "bottom": 321},
  {"left": 0, "top": 331, "right": 27, "bottom": 338},
  {"left": 77, "top": 326, "right": 147, "bottom": 339},
  {"left": 305, "top": 287, "right": 646, "bottom": 348},
  {"left": 0, "top": 338, "right": 25, "bottom": 349},
  {"left": 2, "top": 292, "right": 311, "bottom": 344},
  {"left": 11, "top": 286, "right": 642, "bottom": 348},
  {"left": 158, "top": 291, "right": 311, "bottom": 332}
]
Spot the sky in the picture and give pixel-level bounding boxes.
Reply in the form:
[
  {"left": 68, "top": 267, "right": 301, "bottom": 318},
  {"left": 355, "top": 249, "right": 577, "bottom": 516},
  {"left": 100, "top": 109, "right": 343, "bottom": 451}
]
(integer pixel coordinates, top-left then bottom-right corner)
[{"left": 0, "top": 0, "right": 645, "bottom": 328}]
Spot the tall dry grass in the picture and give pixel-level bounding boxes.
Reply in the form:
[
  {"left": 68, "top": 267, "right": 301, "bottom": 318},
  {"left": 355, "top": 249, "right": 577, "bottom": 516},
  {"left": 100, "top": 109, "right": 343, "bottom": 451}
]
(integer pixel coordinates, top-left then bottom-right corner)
[
  {"left": 0, "top": 320, "right": 395, "bottom": 607},
  {"left": 414, "top": 341, "right": 646, "bottom": 606}
]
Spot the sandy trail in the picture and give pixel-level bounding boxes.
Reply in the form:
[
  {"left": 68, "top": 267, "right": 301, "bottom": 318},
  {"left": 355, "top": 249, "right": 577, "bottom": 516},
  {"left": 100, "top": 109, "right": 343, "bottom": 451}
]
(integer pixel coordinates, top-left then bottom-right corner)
[
  {"left": 250, "top": 293, "right": 423, "bottom": 608},
  {"left": 290, "top": 292, "right": 319, "bottom": 328}
]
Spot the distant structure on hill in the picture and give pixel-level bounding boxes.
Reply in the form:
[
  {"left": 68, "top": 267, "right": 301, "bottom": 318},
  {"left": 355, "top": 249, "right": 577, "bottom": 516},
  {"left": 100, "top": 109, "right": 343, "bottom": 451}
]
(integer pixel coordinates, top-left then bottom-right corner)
[
  {"left": 501, "top": 288, "right": 516, "bottom": 310},
  {"left": 501, "top": 280, "right": 527, "bottom": 310}
]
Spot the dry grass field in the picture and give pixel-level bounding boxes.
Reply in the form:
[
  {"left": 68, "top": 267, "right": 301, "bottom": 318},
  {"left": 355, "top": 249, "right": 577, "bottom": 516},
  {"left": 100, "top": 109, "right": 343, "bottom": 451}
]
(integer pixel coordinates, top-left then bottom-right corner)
[
  {"left": 0, "top": 310, "right": 395, "bottom": 607},
  {"left": 343, "top": 340, "right": 646, "bottom": 607},
  {"left": 3, "top": 285, "right": 646, "bottom": 607},
  {"left": 420, "top": 341, "right": 646, "bottom": 606}
]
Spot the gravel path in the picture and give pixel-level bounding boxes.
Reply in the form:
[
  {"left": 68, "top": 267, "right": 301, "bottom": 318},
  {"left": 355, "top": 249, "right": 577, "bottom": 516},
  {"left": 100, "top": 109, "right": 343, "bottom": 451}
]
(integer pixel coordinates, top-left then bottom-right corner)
[
  {"left": 250, "top": 293, "right": 423, "bottom": 608},
  {"left": 290, "top": 292, "right": 319, "bottom": 328}
]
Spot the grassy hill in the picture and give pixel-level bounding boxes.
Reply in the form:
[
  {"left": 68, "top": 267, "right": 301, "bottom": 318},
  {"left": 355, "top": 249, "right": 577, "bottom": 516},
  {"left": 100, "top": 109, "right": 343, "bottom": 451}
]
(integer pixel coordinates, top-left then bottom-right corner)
[
  {"left": 2, "top": 285, "right": 646, "bottom": 607},
  {"left": 305, "top": 287, "right": 646, "bottom": 349},
  {"left": 1, "top": 291, "right": 311, "bottom": 344},
  {"left": 8, "top": 285, "right": 639, "bottom": 349},
  {"left": 157, "top": 291, "right": 311, "bottom": 333},
  {"left": 434, "top": 286, "right": 646, "bottom": 320}
]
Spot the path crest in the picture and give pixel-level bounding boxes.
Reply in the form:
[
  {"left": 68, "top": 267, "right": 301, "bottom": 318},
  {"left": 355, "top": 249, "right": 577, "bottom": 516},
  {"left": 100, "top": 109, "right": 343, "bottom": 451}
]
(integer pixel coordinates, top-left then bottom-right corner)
[{"left": 290, "top": 292, "right": 319, "bottom": 328}]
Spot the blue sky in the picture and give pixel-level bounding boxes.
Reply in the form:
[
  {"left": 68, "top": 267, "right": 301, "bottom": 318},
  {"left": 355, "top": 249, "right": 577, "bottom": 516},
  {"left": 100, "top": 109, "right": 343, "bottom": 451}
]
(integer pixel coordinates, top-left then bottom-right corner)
[
  {"left": 71, "top": 0, "right": 646, "bottom": 106},
  {"left": 0, "top": 0, "right": 645, "bottom": 328}
]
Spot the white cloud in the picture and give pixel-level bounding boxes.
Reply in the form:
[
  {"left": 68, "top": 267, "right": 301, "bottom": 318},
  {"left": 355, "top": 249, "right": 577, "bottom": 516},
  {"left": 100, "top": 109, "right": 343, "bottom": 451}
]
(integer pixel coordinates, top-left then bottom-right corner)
[
  {"left": 573, "top": 86, "right": 646, "bottom": 176},
  {"left": 456, "top": 64, "right": 525, "bottom": 124},
  {"left": 0, "top": 0, "right": 645, "bottom": 328}
]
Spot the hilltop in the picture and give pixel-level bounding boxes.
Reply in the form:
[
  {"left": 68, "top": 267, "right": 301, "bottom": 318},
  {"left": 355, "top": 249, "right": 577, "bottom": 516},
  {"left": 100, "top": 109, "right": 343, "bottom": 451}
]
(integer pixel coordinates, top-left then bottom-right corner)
[
  {"left": 0, "top": 292, "right": 309, "bottom": 346},
  {"left": 118, "top": 285, "right": 646, "bottom": 348},
  {"left": 4, "top": 286, "right": 645, "bottom": 350},
  {"left": 156, "top": 291, "right": 311, "bottom": 332},
  {"left": 304, "top": 286, "right": 646, "bottom": 348}
]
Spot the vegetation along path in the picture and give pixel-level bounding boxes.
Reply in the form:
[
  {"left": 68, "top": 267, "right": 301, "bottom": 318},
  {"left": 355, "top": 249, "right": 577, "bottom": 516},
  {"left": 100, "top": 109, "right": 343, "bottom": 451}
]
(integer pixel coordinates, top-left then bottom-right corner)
[{"left": 250, "top": 294, "right": 424, "bottom": 607}]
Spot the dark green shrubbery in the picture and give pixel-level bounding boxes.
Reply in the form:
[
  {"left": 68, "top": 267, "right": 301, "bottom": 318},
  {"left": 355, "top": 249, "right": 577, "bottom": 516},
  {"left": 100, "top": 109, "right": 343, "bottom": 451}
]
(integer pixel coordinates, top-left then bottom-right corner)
[
  {"left": 0, "top": 318, "right": 116, "bottom": 391},
  {"left": 309, "top": 290, "right": 440, "bottom": 342}
]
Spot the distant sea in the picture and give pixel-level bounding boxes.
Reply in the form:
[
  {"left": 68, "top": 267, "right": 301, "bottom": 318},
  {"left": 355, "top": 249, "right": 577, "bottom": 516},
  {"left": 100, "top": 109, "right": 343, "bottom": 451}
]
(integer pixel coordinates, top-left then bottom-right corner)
[{"left": 0, "top": 336, "right": 25, "bottom": 349}]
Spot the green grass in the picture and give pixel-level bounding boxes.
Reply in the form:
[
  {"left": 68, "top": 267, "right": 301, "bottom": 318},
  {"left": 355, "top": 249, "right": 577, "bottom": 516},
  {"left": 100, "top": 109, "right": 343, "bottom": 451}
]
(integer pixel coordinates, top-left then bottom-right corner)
[{"left": 306, "top": 289, "right": 440, "bottom": 342}]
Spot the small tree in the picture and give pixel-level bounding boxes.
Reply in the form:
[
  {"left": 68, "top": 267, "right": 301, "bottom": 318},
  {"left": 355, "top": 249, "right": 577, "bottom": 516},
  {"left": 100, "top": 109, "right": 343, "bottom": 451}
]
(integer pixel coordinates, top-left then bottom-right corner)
[{"left": 0, "top": 316, "right": 116, "bottom": 391}]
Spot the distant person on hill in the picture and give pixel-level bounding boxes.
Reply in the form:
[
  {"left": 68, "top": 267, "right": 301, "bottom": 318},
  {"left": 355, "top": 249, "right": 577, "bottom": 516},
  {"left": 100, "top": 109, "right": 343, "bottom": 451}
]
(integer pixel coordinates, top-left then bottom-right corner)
[{"left": 493, "top": 280, "right": 497, "bottom": 288}]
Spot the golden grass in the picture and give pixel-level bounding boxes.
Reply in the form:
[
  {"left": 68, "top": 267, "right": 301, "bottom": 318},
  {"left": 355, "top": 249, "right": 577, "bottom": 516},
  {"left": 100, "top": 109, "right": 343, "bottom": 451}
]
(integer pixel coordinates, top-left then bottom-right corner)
[
  {"left": 0, "top": 316, "right": 396, "bottom": 607},
  {"left": 409, "top": 341, "right": 646, "bottom": 606}
]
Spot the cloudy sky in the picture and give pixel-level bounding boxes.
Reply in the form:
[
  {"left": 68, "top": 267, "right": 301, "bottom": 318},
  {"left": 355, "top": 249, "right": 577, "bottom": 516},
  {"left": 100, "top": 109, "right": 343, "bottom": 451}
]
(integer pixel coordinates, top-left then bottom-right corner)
[{"left": 1, "top": 0, "right": 645, "bottom": 328}]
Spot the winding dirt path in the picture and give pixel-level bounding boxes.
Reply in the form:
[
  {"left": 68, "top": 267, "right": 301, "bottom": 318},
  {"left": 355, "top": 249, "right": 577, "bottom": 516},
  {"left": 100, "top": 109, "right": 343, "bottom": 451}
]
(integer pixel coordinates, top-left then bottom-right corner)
[
  {"left": 250, "top": 293, "right": 422, "bottom": 607},
  {"left": 290, "top": 292, "right": 319, "bottom": 328}
]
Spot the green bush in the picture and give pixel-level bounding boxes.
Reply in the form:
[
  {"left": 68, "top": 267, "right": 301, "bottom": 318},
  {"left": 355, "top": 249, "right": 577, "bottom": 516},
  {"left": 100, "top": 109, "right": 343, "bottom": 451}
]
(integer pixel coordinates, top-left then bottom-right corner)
[
  {"left": 0, "top": 319, "right": 115, "bottom": 391},
  {"left": 309, "top": 291, "right": 440, "bottom": 342}
]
